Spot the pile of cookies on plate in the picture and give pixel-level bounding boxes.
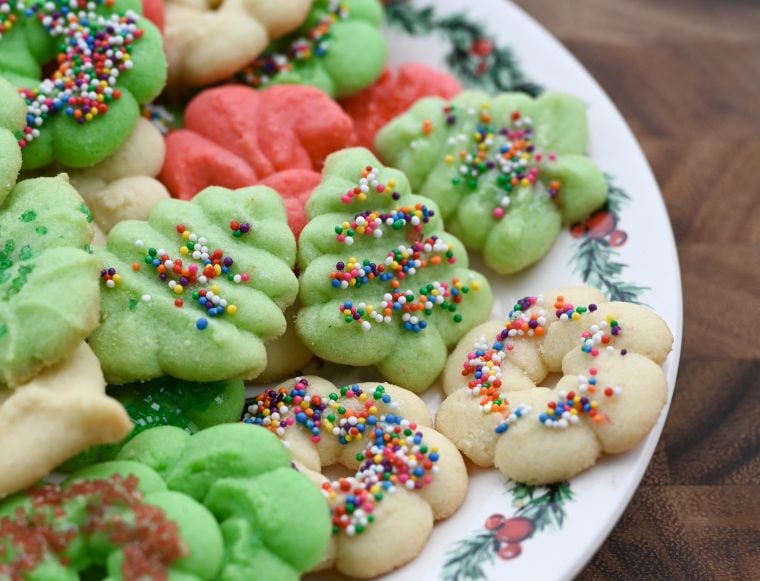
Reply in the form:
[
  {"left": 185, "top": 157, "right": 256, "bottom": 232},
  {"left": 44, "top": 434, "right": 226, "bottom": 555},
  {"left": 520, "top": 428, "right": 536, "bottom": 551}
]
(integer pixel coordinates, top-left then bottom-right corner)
[{"left": 0, "top": 0, "right": 675, "bottom": 578}]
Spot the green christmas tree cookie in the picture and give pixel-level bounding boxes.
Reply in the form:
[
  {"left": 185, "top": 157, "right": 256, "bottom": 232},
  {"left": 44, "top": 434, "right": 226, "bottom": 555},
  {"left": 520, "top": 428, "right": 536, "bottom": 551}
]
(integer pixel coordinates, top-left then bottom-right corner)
[
  {"left": 0, "top": 171, "right": 100, "bottom": 387},
  {"left": 0, "top": 0, "right": 167, "bottom": 169},
  {"left": 376, "top": 91, "right": 608, "bottom": 274},
  {"left": 297, "top": 148, "right": 494, "bottom": 392},
  {"left": 117, "top": 424, "right": 332, "bottom": 580},
  {"left": 238, "top": 0, "right": 387, "bottom": 98},
  {"left": 89, "top": 185, "right": 299, "bottom": 384}
]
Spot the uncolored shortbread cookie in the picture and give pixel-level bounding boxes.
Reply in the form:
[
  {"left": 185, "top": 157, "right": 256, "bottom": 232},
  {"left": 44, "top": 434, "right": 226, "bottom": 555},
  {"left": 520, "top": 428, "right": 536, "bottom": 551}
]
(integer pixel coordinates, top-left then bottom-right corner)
[
  {"left": 164, "top": 0, "right": 312, "bottom": 87},
  {"left": 237, "top": 0, "right": 387, "bottom": 99},
  {"left": 435, "top": 286, "right": 674, "bottom": 485},
  {"left": 0, "top": 343, "right": 132, "bottom": 499},
  {"left": 88, "top": 184, "right": 299, "bottom": 384},
  {"left": 241, "top": 376, "right": 468, "bottom": 578},
  {"left": 65, "top": 118, "right": 171, "bottom": 233},
  {"left": 297, "top": 148, "right": 494, "bottom": 392},
  {"left": 376, "top": 91, "right": 608, "bottom": 274},
  {"left": 0, "top": 0, "right": 167, "bottom": 169},
  {"left": 0, "top": 173, "right": 101, "bottom": 387}
]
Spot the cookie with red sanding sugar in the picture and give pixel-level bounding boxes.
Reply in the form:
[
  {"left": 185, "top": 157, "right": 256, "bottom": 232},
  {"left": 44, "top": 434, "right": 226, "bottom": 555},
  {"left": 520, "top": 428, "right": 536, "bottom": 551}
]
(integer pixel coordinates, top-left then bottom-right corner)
[
  {"left": 435, "top": 286, "right": 674, "bottom": 485},
  {"left": 159, "top": 84, "right": 356, "bottom": 235},
  {"left": 0, "top": 174, "right": 100, "bottom": 387},
  {"left": 0, "top": 0, "right": 167, "bottom": 169},
  {"left": 297, "top": 148, "right": 493, "bottom": 393},
  {"left": 236, "top": 0, "right": 386, "bottom": 99},
  {"left": 88, "top": 184, "right": 299, "bottom": 385},
  {"left": 376, "top": 91, "right": 608, "bottom": 274},
  {"left": 164, "top": 0, "right": 311, "bottom": 87},
  {"left": 340, "top": 63, "right": 462, "bottom": 150}
]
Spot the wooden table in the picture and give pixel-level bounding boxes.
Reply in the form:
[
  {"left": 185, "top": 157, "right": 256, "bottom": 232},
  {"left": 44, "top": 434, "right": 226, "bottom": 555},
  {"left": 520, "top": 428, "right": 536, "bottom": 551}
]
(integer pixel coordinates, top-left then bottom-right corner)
[{"left": 511, "top": 0, "right": 760, "bottom": 577}]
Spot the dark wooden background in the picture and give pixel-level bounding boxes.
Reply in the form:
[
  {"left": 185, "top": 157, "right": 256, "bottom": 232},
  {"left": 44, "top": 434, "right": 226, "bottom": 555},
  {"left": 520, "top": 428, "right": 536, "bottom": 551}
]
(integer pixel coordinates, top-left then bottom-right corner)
[{"left": 511, "top": 0, "right": 760, "bottom": 578}]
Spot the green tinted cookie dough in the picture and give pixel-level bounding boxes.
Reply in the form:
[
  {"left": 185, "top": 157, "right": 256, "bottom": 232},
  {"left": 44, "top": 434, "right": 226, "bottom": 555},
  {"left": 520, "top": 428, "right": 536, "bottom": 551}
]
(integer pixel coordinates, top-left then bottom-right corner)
[
  {"left": 297, "top": 148, "right": 494, "bottom": 392},
  {"left": 61, "top": 377, "right": 245, "bottom": 471},
  {"left": 88, "top": 185, "right": 299, "bottom": 384},
  {"left": 0, "top": 463, "right": 215, "bottom": 580},
  {"left": 375, "top": 91, "right": 608, "bottom": 274},
  {"left": 116, "top": 426, "right": 191, "bottom": 480},
  {"left": 0, "top": 77, "right": 24, "bottom": 203},
  {"left": 0, "top": 0, "right": 167, "bottom": 169},
  {"left": 239, "top": 0, "right": 386, "bottom": 98},
  {"left": 0, "top": 175, "right": 100, "bottom": 387}
]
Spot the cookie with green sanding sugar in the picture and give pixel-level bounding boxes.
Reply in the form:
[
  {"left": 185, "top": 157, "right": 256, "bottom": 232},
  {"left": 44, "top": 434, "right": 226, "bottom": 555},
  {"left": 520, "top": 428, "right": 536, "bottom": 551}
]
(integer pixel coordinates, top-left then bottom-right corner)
[
  {"left": 0, "top": 0, "right": 167, "bottom": 169},
  {"left": 0, "top": 77, "right": 24, "bottom": 202},
  {"left": 88, "top": 185, "right": 299, "bottom": 384},
  {"left": 3, "top": 461, "right": 225, "bottom": 580},
  {"left": 121, "top": 424, "right": 332, "bottom": 578},
  {"left": 60, "top": 376, "right": 245, "bottom": 472},
  {"left": 0, "top": 174, "right": 100, "bottom": 387},
  {"left": 297, "top": 148, "right": 494, "bottom": 393},
  {"left": 375, "top": 91, "right": 608, "bottom": 274},
  {"left": 238, "top": 0, "right": 387, "bottom": 98}
]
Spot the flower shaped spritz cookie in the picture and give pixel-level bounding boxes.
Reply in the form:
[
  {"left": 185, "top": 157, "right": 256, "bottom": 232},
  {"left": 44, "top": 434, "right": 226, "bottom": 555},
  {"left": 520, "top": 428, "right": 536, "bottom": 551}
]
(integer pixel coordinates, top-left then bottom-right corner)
[
  {"left": 297, "top": 148, "right": 493, "bottom": 392},
  {"left": 0, "top": 170, "right": 100, "bottom": 386},
  {"left": 0, "top": 0, "right": 167, "bottom": 169},
  {"left": 435, "top": 287, "right": 674, "bottom": 485},
  {"left": 242, "top": 377, "right": 468, "bottom": 578},
  {"left": 237, "top": 0, "right": 387, "bottom": 98},
  {"left": 376, "top": 92, "right": 608, "bottom": 274},
  {"left": 89, "top": 185, "right": 298, "bottom": 384}
]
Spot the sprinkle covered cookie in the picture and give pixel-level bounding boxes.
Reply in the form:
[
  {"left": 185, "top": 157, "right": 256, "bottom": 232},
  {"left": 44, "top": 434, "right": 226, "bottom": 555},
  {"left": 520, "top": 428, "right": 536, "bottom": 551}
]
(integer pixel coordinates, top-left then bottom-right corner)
[
  {"left": 0, "top": 172, "right": 100, "bottom": 387},
  {"left": 237, "top": 0, "right": 387, "bottom": 99},
  {"left": 1, "top": 461, "right": 225, "bottom": 579},
  {"left": 242, "top": 376, "right": 468, "bottom": 578},
  {"left": 116, "top": 423, "right": 332, "bottom": 579},
  {"left": 376, "top": 91, "right": 608, "bottom": 274},
  {"left": 297, "top": 148, "right": 493, "bottom": 392},
  {"left": 88, "top": 184, "right": 299, "bottom": 384},
  {"left": 435, "top": 287, "right": 674, "bottom": 484},
  {"left": 160, "top": 84, "right": 356, "bottom": 234},
  {"left": 0, "top": 0, "right": 167, "bottom": 169},
  {"left": 164, "top": 0, "right": 311, "bottom": 87}
]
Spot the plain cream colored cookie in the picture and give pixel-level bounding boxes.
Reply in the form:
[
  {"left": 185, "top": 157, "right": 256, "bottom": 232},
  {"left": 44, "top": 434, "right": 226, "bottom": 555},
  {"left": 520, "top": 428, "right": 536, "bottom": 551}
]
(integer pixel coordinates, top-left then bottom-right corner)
[
  {"left": 256, "top": 304, "right": 314, "bottom": 383},
  {"left": 165, "top": 0, "right": 312, "bottom": 87},
  {"left": 0, "top": 343, "right": 132, "bottom": 498},
  {"left": 243, "top": 376, "right": 468, "bottom": 578},
  {"left": 435, "top": 286, "right": 673, "bottom": 485},
  {"left": 66, "top": 119, "right": 170, "bottom": 233}
]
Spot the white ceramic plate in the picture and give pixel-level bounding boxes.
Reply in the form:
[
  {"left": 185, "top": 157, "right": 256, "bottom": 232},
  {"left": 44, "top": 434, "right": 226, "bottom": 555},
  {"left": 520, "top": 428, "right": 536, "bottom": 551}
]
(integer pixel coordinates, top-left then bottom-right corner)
[{"left": 311, "top": 0, "right": 682, "bottom": 579}]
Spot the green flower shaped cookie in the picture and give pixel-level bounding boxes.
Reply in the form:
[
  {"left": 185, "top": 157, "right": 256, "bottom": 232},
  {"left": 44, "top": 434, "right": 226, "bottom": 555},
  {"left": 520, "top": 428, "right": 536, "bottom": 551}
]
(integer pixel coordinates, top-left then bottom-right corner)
[
  {"left": 0, "top": 168, "right": 100, "bottom": 386},
  {"left": 376, "top": 91, "right": 608, "bottom": 274},
  {"left": 238, "top": 0, "right": 387, "bottom": 98},
  {"left": 89, "top": 185, "right": 299, "bottom": 384},
  {"left": 0, "top": 0, "right": 167, "bottom": 169},
  {"left": 0, "top": 77, "right": 23, "bottom": 200},
  {"left": 0, "top": 461, "right": 225, "bottom": 580},
  {"left": 297, "top": 148, "right": 494, "bottom": 392},
  {"left": 117, "top": 424, "right": 332, "bottom": 580}
]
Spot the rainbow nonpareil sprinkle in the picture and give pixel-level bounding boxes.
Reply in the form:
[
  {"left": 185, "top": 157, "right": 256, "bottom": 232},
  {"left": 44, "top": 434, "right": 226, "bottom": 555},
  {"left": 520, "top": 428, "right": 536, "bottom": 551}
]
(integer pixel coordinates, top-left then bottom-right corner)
[{"left": 2, "top": 0, "right": 145, "bottom": 148}]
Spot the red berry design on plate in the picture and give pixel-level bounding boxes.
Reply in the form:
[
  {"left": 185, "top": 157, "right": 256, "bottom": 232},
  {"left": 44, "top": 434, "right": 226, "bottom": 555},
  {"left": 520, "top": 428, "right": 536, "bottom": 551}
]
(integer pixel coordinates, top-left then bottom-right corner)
[
  {"left": 485, "top": 513, "right": 506, "bottom": 530},
  {"left": 608, "top": 229, "right": 627, "bottom": 247},
  {"left": 471, "top": 39, "right": 493, "bottom": 57},
  {"left": 494, "top": 516, "right": 535, "bottom": 544},
  {"left": 497, "top": 542, "right": 522, "bottom": 560},
  {"left": 585, "top": 209, "right": 616, "bottom": 239}
]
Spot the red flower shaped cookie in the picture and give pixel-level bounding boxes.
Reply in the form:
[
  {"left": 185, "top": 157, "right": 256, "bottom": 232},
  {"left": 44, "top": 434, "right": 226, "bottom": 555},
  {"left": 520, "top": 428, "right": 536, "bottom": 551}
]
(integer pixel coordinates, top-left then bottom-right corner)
[
  {"left": 340, "top": 63, "right": 462, "bottom": 150},
  {"left": 160, "top": 84, "right": 356, "bottom": 235}
]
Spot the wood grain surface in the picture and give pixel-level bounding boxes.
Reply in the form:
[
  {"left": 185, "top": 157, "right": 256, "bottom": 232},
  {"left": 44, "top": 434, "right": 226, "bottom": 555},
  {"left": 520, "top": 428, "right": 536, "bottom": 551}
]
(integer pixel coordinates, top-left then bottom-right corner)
[{"left": 511, "top": 0, "right": 760, "bottom": 578}]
